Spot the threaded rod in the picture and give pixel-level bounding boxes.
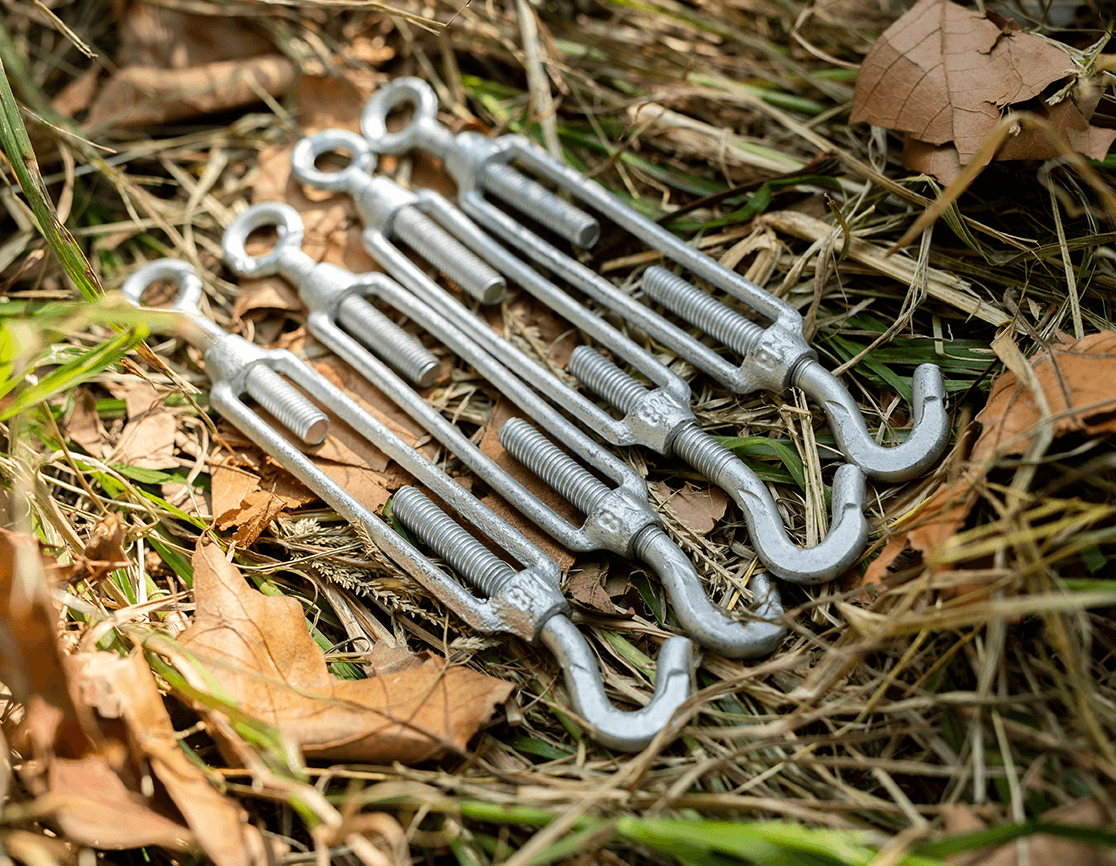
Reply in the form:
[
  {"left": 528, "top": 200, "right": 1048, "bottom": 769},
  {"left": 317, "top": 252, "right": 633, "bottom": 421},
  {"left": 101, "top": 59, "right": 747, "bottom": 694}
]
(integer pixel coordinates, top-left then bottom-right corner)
[
  {"left": 642, "top": 267, "right": 763, "bottom": 356},
  {"left": 338, "top": 294, "right": 440, "bottom": 387},
  {"left": 244, "top": 365, "right": 329, "bottom": 445},
  {"left": 392, "top": 487, "right": 515, "bottom": 597},
  {"left": 392, "top": 208, "right": 505, "bottom": 303},
  {"left": 568, "top": 345, "right": 647, "bottom": 414},
  {"left": 499, "top": 418, "right": 613, "bottom": 516}
]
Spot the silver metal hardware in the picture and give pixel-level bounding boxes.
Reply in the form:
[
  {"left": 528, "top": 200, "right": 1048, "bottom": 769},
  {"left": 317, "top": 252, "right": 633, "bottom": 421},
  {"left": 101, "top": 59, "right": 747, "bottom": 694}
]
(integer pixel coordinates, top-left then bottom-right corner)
[
  {"left": 122, "top": 258, "right": 693, "bottom": 751},
  {"left": 360, "top": 77, "right": 950, "bottom": 484},
  {"left": 290, "top": 131, "right": 868, "bottom": 585},
  {"left": 224, "top": 202, "right": 789, "bottom": 657},
  {"left": 290, "top": 130, "right": 506, "bottom": 304},
  {"left": 360, "top": 78, "right": 600, "bottom": 248}
]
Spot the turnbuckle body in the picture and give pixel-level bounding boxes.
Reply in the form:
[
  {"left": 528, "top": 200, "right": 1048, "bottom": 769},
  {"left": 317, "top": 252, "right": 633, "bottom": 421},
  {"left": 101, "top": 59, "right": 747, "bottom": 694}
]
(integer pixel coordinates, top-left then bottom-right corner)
[
  {"left": 223, "top": 202, "right": 789, "bottom": 658},
  {"left": 289, "top": 131, "right": 868, "bottom": 586},
  {"left": 360, "top": 77, "right": 950, "bottom": 484},
  {"left": 122, "top": 258, "right": 693, "bottom": 751}
]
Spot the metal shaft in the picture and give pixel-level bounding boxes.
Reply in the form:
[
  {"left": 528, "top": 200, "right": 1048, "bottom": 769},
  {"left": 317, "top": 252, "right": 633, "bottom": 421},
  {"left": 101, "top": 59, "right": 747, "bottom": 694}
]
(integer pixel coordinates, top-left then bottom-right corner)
[
  {"left": 244, "top": 364, "right": 328, "bottom": 445},
  {"left": 392, "top": 487, "right": 515, "bottom": 598},
  {"left": 568, "top": 345, "right": 648, "bottom": 414},
  {"left": 642, "top": 267, "right": 762, "bottom": 357},
  {"left": 392, "top": 207, "right": 505, "bottom": 303},
  {"left": 484, "top": 162, "right": 600, "bottom": 248},
  {"left": 336, "top": 294, "right": 440, "bottom": 387},
  {"left": 499, "top": 418, "right": 614, "bottom": 517}
]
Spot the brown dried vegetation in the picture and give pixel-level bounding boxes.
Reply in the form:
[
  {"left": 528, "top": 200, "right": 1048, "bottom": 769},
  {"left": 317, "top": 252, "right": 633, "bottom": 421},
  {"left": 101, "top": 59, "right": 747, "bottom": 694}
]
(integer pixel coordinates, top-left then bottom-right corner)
[{"left": 2, "top": 0, "right": 1116, "bottom": 864}]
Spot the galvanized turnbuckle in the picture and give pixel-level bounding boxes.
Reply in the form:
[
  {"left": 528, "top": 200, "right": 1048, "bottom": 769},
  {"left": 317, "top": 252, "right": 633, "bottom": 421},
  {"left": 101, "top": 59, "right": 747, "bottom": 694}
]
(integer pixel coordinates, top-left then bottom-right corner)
[
  {"left": 286, "top": 131, "right": 868, "bottom": 586},
  {"left": 359, "top": 77, "right": 950, "bottom": 484},
  {"left": 222, "top": 202, "right": 789, "bottom": 658},
  {"left": 121, "top": 258, "right": 693, "bottom": 751}
]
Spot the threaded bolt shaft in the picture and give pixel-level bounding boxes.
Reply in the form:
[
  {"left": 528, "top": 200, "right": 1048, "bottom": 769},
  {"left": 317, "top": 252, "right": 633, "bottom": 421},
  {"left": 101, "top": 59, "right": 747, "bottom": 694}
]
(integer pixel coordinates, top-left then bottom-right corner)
[
  {"left": 670, "top": 423, "right": 742, "bottom": 482},
  {"left": 485, "top": 162, "right": 600, "bottom": 248},
  {"left": 244, "top": 364, "right": 329, "bottom": 445},
  {"left": 499, "top": 418, "right": 613, "bottom": 516},
  {"left": 568, "top": 345, "right": 648, "bottom": 414},
  {"left": 337, "top": 294, "right": 440, "bottom": 387},
  {"left": 642, "top": 267, "right": 763, "bottom": 356},
  {"left": 392, "top": 208, "right": 506, "bottom": 304},
  {"left": 392, "top": 487, "right": 515, "bottom": 598}
]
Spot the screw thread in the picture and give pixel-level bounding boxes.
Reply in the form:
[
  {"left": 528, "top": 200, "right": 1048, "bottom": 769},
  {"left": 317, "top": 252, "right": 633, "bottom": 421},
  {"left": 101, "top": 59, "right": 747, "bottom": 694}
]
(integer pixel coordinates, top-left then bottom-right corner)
[
  {"left": 337, "top": 294, "right": 440, "bottom": 387},
  {"left": 670, "top": 422, "right": 741, "bottom": 482},
  {"left": 485, "top": 162, "right": 600, "bottom": 248},
  {"left": 392, "top": 487, "right": 515, "bottom": 597},
  {"left": 568, "top": 345, "right": 647, "bottom": 413},
  {"left": 392, "top": 208, "right": 506, "bottom": 303},
  {"left": 499, "top": 418, "right": 613, "bottom": 516},
  {"left": 642, "top": 267, "right": 762, "bottom": 355},
  {"left": 244, "top": 364, "right": 329, "bottom": 445}
]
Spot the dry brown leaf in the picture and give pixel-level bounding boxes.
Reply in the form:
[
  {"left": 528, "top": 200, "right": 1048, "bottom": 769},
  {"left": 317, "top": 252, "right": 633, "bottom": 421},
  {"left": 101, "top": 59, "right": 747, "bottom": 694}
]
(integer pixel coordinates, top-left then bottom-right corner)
[
  {"left": 943, "top": 793, "right": 1116, "bottom": 866},
  {"left": 86, "top": 55, "right": 296, "bottom": 131},
  {"left": 64, "top": 512, "right": 129, "bottom": 586},
  {"left": 567, "top": 562, "right": 616, "bottom": 615},
  {"left": 0, "top": 529, "right": 100, "bottom": 761},
  {"left": 71, "top": 652, "right": 278, "bottom": 866},
  {"left": 851, "top": 0, "right": 1113, "bottom": 182},
  {"left": 46, "top": 754, "right": 195, "bottom": 851},
  {"left": 864, "top": 330, "right": 1116, "bottom": 587},
  {"left": 111, "top": 411, "right": 178, "bottom": 470},
  {"left": 1, "top": 529, "right": 248, "bottom": 857},
  {"left": 177, "top": 540, "right": 514, "bottom": 763},
  {"left": 656, "top": 481, "right": 729, "bottom": 536},
  {"left": 971, "top": 330, "right": 1116, "bottom": 463},
  {"left": 294, "top": 74, "right": 368, "bottom": 135},
  {"left": 211, "top": 464, "right": 292, "bottom": 545},
  {"left": 116, "top": 3, "right": 275, "bottom": 69},
  {"left": 67, "top": 388, "right": 111, "bottom": 457}
]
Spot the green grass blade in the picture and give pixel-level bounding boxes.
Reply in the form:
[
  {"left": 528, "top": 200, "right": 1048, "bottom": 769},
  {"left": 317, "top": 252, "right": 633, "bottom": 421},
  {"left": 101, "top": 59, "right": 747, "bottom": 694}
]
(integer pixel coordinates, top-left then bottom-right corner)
[
  {"left": 0, "top": 43, "right": 101, "bottom": 301},
  {"left": 0, "top": 327, "right": 147, "bottom": 420}
]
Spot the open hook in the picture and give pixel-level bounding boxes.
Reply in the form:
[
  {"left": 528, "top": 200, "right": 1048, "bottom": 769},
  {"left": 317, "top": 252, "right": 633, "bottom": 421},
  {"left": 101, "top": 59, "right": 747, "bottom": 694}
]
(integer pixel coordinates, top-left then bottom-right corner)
[
  {"left": 540, "top": 616, "right": 693, "bottom": 752},
  {"left": 393, "top": 487, "right": 694, "bottom": 752},
  {"left": 793, "top": 362, "right": 949, "bottom": 483}
]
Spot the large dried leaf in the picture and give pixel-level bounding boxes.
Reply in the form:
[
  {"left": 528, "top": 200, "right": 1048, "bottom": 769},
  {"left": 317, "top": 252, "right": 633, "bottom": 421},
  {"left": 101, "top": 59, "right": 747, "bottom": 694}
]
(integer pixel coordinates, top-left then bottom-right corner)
[
  {"left": 971, "top": 330, "right": 1116, "bottom": 463},
  {"left": 0, "top": 529, "right": 99, "bottom": 760},
  {"left": 85, "top": 56, "right": 297, "bottom": 130},
  {"left": 46, "top": 754, "right": 194, "bottom": 851},
  {"left": 851, "top": 0, "right": 1114, "bottom": 181},
  {"left": 71, "top": 652, "right": 277, "bottom": 866},
  {"left": 177, "top": 540, "right": 514, "bottom": 763},
  {"left": 864, "top": 331, "right": 1116, "bottom": 585},
  {"left": 1, "top": 528, "right": 258, "bottom": 857}
]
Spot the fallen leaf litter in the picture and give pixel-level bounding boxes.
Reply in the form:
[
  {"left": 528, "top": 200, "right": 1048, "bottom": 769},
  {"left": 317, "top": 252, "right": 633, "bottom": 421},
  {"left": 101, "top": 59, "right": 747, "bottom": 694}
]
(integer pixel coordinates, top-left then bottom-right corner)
[{"left": 2, "top": 1, "right": 1116, "bottom": 857}]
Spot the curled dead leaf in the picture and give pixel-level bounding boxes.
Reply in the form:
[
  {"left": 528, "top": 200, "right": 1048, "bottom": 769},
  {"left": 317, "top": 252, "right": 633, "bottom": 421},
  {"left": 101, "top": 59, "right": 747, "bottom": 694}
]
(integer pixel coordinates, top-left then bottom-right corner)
[
  {"left": 656, "top": 481, "right": 729, "bottom": 537},
  {"left": 63, "top": 512, "right": 128, "bottom": 586},
  {"left": 86, "top": 55, "right": 297, "bottom": 131},
  {"left": 176, "top": 540, "right": 514, "bottom": 764},
  {"left": 851, "top": 0, "right": 1115, "bottom": 182},
  {"left": 70, "top": 652, "right": 279, "bottom": 866},
  {"left": 864, "top": 330, "right": 1116, "bottom": 587},
  {"left": 1, "top": 528, "right": 276, "bottom": 863}
]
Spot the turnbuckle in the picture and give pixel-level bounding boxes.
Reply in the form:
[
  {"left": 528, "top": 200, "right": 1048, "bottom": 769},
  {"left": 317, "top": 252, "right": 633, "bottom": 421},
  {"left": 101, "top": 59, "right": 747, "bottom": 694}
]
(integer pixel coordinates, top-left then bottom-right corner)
[
  {"left": 121, "top": 258, "right": 693, "bottom": 751},
  {"left": 287, "top": 131, "right": 868, "bottom": 585},
  {"left": 223, "top": 202, "right": 788, "bottom": 658},
  {"left": 359, "top": 77, "right": 950, "bottom": 484}
]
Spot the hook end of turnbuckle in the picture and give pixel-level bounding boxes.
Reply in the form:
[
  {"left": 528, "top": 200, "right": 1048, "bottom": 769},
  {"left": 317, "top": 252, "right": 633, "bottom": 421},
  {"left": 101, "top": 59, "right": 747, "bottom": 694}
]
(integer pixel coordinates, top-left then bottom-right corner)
[
  {"left": 540, "top": 615, "right": 693, "bottom": 752},
  {"left": 796, "top": 360, "right": 949, "bottom": 484}
]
